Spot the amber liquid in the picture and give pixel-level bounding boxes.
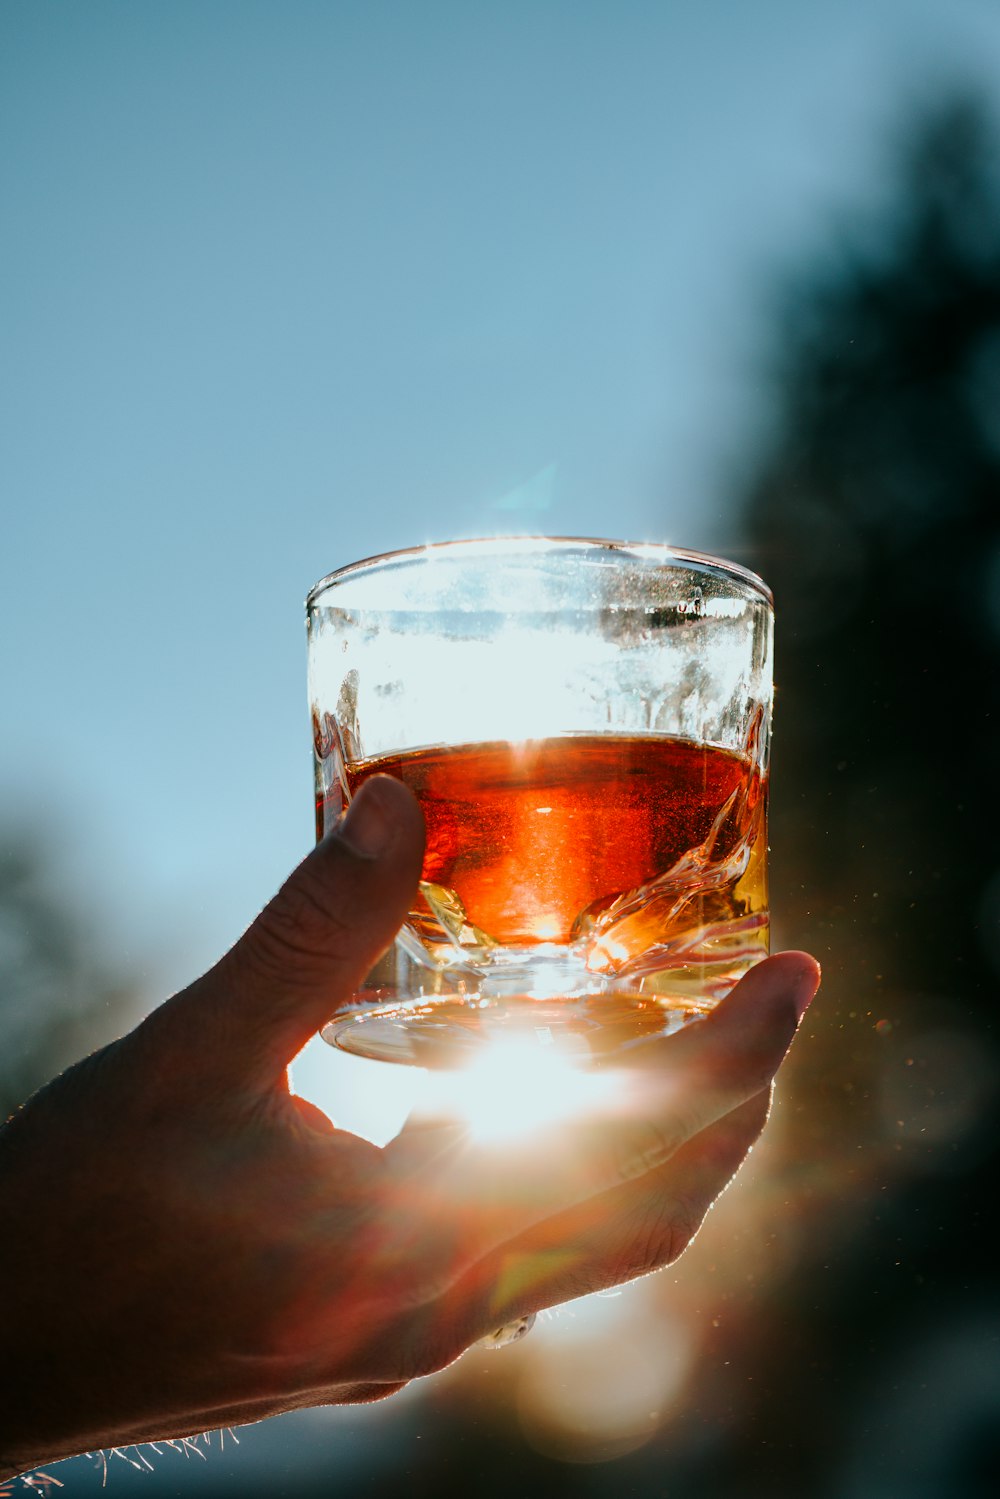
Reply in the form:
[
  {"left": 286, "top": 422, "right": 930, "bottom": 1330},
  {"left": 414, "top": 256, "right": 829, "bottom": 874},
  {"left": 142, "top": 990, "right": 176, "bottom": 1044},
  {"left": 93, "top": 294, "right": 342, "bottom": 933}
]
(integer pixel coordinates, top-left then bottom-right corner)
[{"left": 315, "top": 735, "right": 767, "bottom": 1055}]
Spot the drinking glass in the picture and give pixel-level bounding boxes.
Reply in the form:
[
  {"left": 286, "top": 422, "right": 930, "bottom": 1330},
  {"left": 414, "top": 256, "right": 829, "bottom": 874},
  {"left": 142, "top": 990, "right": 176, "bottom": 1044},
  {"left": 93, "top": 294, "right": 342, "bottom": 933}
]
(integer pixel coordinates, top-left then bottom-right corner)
[{"left": 307, "top": 537, "right": 772, "bottom": 1067}]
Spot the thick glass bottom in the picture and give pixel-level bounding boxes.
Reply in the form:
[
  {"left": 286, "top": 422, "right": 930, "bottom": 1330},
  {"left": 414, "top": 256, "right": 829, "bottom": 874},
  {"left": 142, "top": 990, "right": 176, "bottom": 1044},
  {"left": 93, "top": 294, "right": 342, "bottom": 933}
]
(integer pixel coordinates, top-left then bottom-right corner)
[{"left": 320, "top": 987, "right": 717, "bottom": 1068}]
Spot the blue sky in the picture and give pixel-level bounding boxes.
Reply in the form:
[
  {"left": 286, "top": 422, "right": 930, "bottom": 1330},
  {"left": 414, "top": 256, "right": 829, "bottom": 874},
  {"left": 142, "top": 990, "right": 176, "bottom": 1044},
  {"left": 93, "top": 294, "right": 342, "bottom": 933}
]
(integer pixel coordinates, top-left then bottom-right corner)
[{"left": 3, "top": 0, "right": 1000, "bottom": 1134}]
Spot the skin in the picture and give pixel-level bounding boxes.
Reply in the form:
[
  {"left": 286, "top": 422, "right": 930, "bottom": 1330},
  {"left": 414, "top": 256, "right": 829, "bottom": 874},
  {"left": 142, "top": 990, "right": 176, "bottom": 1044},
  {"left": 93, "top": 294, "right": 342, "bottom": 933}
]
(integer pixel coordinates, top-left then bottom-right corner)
[{"left": 0, "top": 777, "right": 820, "bottom": 1479}]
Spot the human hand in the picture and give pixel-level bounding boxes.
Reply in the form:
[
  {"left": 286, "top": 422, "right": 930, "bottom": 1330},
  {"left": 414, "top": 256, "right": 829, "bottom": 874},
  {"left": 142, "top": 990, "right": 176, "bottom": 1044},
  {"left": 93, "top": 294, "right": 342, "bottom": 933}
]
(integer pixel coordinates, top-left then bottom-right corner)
[{"left": 0, "top": 777, "right": 819, "bottom": 1478}]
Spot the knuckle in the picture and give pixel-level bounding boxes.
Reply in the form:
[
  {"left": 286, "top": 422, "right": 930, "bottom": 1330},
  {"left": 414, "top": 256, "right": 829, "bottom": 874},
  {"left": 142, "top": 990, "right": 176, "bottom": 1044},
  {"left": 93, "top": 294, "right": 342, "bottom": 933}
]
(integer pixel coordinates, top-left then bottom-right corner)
[
  {"left": 624, "top": 1198, "right": 698, "bottom": 1277},
  {"left": 716, "top": 1028, "right": 792, "bottom": 1094},
  {"left": 613, "top": 1116, "right": 685, "bottom": 1183},
  {"left": 245, "top": 872, "right": 355, "bottom": 987}
]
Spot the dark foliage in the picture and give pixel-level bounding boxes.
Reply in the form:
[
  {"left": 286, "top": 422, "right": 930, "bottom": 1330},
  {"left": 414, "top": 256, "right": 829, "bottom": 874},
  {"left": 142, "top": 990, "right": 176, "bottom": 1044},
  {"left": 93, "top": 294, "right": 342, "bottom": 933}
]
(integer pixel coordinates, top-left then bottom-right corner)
[
  {"left": 743, "top": 94, "right": 1000, "bottom": 1021},
  {"left": 713, "top": 94, "right": 1000, "bottom": 1497}
]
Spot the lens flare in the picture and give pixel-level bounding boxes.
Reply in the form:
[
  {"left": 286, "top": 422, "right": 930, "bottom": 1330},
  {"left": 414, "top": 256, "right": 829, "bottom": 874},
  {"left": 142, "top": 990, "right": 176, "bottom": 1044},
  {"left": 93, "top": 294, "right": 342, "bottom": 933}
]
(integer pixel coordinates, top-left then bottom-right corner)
[{"left": 516, "top": 1293, "right": 694, "bottom": 1464}]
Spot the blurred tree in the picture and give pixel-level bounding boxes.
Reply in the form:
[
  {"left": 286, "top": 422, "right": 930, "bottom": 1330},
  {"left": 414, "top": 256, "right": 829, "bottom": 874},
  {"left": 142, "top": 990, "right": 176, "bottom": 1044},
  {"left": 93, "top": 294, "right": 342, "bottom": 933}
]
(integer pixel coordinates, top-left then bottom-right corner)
[
  {"left": 742, "top": 93, "right": 1000, "bottom": 1026},
  {"left": 696, "top": 93, "right": 1000, "bottom": 1496},
  {"left": 0, "top": 831, "right": 140, "bottom": 1122}
]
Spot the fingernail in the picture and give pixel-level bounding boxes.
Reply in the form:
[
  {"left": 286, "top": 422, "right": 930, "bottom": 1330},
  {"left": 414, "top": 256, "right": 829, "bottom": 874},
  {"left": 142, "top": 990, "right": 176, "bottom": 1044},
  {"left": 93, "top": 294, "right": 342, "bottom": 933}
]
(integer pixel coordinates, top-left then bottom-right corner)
[{"left": 338, "top": 781, "right": 394, "bottom": 859}]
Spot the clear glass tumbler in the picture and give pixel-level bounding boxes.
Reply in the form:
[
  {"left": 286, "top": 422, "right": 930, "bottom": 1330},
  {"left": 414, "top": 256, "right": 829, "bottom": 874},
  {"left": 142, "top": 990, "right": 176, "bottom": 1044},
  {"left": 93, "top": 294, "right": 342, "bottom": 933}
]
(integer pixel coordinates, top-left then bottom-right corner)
[{"left": 307, "top": 537, "right": 773, "bottom": 1067}]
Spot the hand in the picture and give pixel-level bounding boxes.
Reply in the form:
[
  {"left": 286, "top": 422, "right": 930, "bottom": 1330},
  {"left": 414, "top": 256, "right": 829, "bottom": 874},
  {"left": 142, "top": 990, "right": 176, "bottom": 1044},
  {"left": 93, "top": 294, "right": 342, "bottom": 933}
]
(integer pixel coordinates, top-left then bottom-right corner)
[{"left": 0, "top": 777, "right": 819, "bottom": 1478}]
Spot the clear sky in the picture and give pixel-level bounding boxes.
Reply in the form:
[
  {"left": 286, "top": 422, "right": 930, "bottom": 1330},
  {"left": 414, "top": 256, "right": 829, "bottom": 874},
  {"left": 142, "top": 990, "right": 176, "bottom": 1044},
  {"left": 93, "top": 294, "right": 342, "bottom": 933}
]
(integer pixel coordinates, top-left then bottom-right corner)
[{"left": 3, "top": 0, "right": 1000, "bottom": 1135}]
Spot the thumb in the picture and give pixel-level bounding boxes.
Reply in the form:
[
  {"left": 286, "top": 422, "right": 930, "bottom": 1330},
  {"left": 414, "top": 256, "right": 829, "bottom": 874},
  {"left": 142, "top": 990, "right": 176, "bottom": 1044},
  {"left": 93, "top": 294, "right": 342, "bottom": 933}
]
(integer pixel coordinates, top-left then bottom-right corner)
[{"left": 156, "top": 776, "right": 425, "bottom": 1089}]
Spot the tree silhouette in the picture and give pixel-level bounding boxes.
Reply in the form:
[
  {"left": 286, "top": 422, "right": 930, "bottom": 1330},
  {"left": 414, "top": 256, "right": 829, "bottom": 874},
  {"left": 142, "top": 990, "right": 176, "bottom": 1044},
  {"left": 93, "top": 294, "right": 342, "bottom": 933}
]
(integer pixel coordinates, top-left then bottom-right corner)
[
  {"left": 714, "top": 94, "right": 1000, "bottom": 1496},
  {"left": 741, "top": 96, "right": 1000, "bottom": 1022}
]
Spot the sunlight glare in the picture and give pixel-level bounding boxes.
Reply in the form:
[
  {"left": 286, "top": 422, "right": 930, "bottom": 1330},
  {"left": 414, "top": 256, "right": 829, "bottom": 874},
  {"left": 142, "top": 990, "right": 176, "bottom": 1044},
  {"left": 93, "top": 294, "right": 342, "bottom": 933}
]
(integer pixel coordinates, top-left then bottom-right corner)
[{"left": 421, "top": 1039, "right": 619, "bottom": 1146}]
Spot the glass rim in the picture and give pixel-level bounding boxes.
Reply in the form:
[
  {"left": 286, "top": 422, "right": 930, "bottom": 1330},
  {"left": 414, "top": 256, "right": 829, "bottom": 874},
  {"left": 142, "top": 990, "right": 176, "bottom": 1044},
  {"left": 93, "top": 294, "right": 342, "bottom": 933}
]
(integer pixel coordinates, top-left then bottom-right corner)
[{"left": 306, "top": 535, "right": 773, "bottom": 610}]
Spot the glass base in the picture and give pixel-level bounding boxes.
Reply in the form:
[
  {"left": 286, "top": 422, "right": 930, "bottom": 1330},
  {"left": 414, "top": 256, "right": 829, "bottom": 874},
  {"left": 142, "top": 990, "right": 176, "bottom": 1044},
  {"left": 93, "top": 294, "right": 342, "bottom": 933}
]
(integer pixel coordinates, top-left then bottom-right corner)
[{"left": 320, "top": 987, "right": 713, "bottom": 1068}]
